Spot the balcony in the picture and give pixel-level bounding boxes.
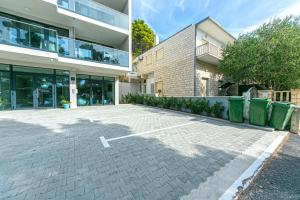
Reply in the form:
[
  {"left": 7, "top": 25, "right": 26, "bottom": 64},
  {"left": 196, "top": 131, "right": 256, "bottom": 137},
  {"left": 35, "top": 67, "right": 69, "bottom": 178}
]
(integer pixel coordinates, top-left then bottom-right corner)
[
  {"left": 0, "top": 16, "right": 58, "bottom": 53},
  {"left": 58, "top": 36, "right": 129, "bottom": 67},
  {"left": 196, "top": 42, "right": 223, "bottom": 65},
  {"left": 0, "top": 16, "right": 129, "bottom": 68},
  {"left": 57, "top": 0, "right": 129, "bottom": 30}
]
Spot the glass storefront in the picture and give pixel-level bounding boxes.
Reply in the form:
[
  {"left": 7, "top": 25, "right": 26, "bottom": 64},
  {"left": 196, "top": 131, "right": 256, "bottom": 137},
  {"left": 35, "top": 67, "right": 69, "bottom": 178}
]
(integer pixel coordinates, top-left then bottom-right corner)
[
  {"left": 77, "top": 75, "right": 91, "bottom": 106},
  {"left": 77, "top": 74, "right": 115, "bottom": 106},
  {"left": 0, "top": 64, "right": 70, "bottom": 110},
  {"left": 0, "top": 64, "right": 115, "bottom": 110},
  {"left": 56, "top": 70, "right": 70, "bottom": 107},
  {"left": 0, "top": 64, "right": 11, "bottom": 110}
]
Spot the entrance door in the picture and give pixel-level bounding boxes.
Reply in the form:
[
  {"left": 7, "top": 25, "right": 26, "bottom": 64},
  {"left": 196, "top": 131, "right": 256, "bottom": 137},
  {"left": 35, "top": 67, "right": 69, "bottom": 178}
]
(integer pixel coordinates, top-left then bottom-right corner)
[
  {"left": 201, "top": 78, "right": 209, "bottom": 97},
  {"left": 35, "top": 75, "right": 54, "bottom": 108},
  {"left": 15, "top": 74, "right": 34, "bottom": 108},
  {"left": 91, "top": 78, "right": 103, "bottom": 105}
]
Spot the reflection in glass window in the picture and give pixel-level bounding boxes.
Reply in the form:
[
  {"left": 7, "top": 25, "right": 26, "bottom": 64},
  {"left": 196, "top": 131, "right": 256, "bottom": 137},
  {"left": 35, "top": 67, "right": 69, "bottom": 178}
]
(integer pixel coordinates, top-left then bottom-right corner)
[
  {"left": 77, "top": 75, "right": 90, "bottom": 106},
  {"left": 56, "top": 71, "right": 69, "bottom": 107},
  {"left": 0, "top": 71, "right": 11, "bottom": 110}
]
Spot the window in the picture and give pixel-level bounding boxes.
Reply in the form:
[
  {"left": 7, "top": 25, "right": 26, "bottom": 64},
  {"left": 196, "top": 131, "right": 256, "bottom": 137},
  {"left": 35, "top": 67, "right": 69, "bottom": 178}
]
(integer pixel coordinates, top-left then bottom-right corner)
[
  {"left": 56, "top": 70, "right": 70, "bottom": 107},
  {"left": 156, "top": 48, "right": 164, "bottom": 60},
  {"left": 146, "top": 54, "right": 152, "bottom": 65},
  {"left": 150, "top": 83, "right": 155, "bottom": 94}
]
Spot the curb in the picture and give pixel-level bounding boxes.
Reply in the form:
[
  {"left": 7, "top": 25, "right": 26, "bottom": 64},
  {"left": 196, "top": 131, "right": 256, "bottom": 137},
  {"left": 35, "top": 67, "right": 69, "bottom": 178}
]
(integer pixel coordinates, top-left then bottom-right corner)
[
  {"left": 132, "top": 104, "right": 275, "bottom": 132},
  {"left": 218, "top": 131, "right": 289, "bottom": 200}
]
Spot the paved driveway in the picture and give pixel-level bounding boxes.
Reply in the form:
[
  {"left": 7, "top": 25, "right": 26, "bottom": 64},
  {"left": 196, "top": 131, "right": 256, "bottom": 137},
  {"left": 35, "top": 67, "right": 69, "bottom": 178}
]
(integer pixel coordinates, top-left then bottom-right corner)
[{"left": 0, "top": 105, "right": 285, "bottom": 200}]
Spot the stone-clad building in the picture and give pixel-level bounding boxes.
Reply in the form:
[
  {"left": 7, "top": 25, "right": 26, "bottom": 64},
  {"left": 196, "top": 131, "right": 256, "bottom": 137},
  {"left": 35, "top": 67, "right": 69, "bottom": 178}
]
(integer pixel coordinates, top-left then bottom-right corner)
[{"left": 131, "top": 17, "right": 235, "bottom": 97}]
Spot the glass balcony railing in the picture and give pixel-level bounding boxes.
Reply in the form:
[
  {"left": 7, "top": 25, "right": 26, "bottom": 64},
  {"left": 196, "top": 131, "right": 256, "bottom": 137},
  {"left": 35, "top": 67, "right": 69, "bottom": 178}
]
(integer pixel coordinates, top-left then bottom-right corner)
[
  {"left": 0, "top": 16, "right": 129, "bottom": 68},
  {"left": 0, "top": 16, "right": 58, "bottom": 52},
  {"left": 57, "top": 0, "right": 129, "bottom": 30},
  {"left": 58, "top": 36, "right": 129, "bottom": 67}
]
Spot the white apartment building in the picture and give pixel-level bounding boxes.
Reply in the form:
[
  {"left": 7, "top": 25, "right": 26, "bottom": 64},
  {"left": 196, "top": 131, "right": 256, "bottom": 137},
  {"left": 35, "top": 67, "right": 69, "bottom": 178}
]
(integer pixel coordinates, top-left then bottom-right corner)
[{"left": 0, "top": 0, "right": 131, "bottom": 110}]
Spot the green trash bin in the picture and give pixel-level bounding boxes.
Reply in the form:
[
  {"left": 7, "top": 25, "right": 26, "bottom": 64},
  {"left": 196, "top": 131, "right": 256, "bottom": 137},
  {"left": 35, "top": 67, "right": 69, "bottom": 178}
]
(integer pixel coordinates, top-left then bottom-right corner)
[
  {"left": 269, "top": 102, "right": 294, "bottom": 130},
  {"left": 249, "top": 98, "right": 272, "bottom": 126},
  {"left": 228, "top": 96, "right": 244, "bottom": 123}
]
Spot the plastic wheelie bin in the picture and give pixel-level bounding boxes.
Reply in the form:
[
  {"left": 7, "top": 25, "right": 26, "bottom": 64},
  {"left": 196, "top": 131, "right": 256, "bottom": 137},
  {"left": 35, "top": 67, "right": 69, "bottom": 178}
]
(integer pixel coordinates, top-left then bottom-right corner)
[
  {"left": 269, "top": 102, "right": 294, "bottom": 130},
  {"left": 228, "top": 96, "right": 244, "bottom": 123},
  {"left": 249, "top": 98, "right": 272, "bottom": 126}
]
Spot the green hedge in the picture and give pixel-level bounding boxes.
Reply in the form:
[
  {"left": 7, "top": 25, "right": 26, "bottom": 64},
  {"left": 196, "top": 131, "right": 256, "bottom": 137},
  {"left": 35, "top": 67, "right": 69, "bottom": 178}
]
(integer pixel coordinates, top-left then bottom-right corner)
[{"left": 121, "top": 94, "right": 225, "bottom": 119}]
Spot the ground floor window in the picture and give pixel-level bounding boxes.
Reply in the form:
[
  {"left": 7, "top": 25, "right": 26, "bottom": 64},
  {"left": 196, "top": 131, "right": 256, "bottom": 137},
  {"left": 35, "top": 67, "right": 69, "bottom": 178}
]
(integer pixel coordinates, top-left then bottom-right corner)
[
  {"left": 56, "top": 70, "right": 70, "bottom": 107},
  {"left": 0, "top": 64, "right": 70, "bottom": 110},
  {"left": 77, "top": 74, "right": 115, "bottom": 106},
  {"left": 0, "top": 64, "right": 11, "bottom": 110}
]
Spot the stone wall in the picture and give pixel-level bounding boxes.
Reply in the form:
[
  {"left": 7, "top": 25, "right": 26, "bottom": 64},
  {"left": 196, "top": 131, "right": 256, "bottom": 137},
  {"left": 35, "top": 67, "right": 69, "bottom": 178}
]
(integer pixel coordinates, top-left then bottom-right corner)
[
  {"left": 133, "top": 25, "right": 196, "bottom": 97},
  {"left": 195, "top": 61, "right": 222, "bottom": 97},
  {"left": 119, "top": 82, "right": 141, "bottom": 99}
]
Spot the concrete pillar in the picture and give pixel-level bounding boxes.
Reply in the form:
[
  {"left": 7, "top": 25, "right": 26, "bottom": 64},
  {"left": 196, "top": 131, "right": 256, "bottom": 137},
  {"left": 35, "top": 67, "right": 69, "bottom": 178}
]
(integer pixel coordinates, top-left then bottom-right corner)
[
  {"left": 69, "top": 71, "right": 77, "bottom": 108},
  {"left": 115, "top": 77, "right": 120, "bottom": 105},
  {"left": 291, "top": 106, "right": 300, "bottom": 134},
  {"left": 291, "top": 89, "right": 300, "bottom": 106},
  {"left": 258, "top": 90, "right": 273, "bottom": 99}
]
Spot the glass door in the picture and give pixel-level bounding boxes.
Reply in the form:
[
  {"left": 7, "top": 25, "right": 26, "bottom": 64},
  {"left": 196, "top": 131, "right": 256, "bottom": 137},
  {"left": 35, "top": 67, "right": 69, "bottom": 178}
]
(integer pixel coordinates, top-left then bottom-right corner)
[
  {"left": 77, "top": 75, "right": 90, "bottom": 106},
  {"left": 91, "top": 76, "right": 103, "bottom": 105},
  {"left": 103, "top": 79, "right": 115, "bottom": 105},
  {"left": 15, "top": 74, "right": 33, "bottom": 108},
  {"left": 35, "top": 75, "right": 54, "bottom": 108}
]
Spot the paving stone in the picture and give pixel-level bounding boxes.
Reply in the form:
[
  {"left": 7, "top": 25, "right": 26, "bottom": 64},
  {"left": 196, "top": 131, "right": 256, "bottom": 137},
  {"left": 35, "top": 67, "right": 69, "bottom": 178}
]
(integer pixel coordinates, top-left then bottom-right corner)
[{"left": 0, "top": 105, "right": 282, "bottom": 200}]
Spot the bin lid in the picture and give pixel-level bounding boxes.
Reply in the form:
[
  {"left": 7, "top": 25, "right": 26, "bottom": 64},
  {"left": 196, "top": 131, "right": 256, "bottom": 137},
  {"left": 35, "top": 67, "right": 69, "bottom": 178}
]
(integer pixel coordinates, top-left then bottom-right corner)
[
  {"left": 250, "top": 98, "right": 271, "bottom": 102},
  {"left": 273, "top": 102, "right": 293, "bottom": 108},
  {"left": 229, "top": 96, "right": 244, "bottom": 100}
]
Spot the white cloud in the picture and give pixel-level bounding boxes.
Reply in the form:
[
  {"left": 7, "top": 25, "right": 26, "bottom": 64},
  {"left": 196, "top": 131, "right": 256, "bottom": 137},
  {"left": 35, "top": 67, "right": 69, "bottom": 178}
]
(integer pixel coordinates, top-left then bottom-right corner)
[
  {"left": 203, "top": 0, "right": 211, "bottom": 9},
  {"left": 232, "top": 1, "right": 300, "bottom": 37},
  {"left": 175, "top": 0, "right": 186, "bottom": 11},
  {"left": 140, "top": 0, "right": 158, "bottom": 13}
]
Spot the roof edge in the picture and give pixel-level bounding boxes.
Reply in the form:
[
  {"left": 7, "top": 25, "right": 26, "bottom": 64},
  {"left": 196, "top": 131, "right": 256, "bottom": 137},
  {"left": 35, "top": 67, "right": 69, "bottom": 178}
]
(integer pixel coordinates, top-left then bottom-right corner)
[{"left": 196, "top": 16, "right": 236, "bottom": 40}]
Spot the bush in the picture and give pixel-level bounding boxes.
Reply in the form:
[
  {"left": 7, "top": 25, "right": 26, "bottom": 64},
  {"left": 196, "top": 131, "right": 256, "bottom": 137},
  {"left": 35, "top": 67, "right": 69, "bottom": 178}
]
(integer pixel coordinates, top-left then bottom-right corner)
[
  {"left": 210, "top": 101, "right": 225, "bottom": 118},
  {"left": 190, "top": 99, "right": 209, "bottom": 114},
  {"left": 122, "top": 94, "right": 225, "bottom": 119}
]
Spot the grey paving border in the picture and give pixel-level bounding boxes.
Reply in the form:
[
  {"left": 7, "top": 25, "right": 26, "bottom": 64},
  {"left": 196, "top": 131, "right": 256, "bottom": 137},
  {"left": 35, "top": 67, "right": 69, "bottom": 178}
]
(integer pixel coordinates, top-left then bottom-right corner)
[
  {"left": 128, "top": 104, "right": 275, "bottom": 132},
  {"left": 219, "top": 132, "right": 289, "bottom": 200}
]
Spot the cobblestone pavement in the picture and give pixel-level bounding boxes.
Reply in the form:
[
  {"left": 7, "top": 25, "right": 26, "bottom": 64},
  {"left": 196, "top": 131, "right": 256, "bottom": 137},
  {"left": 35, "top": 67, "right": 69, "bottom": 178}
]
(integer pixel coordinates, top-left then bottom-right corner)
[
  {"left": 0, "top": 105, "right": 285, "bottom": 200},
  {"left": 241, "top": 134, "right": 300, "bottom": 200}
]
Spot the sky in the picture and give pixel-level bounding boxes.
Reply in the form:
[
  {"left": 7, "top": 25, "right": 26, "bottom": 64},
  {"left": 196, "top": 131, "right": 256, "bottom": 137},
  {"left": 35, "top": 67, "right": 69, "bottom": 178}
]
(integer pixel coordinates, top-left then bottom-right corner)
[{"left": 132, "top": 0, "right": 300, "bottom": 40}]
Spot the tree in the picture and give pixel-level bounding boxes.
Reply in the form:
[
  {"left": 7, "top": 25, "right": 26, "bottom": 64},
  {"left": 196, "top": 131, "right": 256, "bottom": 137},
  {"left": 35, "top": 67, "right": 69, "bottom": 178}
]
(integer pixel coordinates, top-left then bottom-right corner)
[
  {"left": 220, "top": 16, "right": 300, "bottom": 90},
  {"left": 132, "top": 19, "right": 155, "bottom": 58}
]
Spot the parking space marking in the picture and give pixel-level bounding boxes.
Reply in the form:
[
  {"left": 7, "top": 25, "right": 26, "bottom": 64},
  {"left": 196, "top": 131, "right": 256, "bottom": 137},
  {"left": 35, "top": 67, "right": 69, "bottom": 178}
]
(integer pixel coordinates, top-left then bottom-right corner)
[
  {"left": 99, "top": 136, "right": 111, "bottom": 148},
  {"left": 99, "top": 120, "right": 206, "bottom": 148}
]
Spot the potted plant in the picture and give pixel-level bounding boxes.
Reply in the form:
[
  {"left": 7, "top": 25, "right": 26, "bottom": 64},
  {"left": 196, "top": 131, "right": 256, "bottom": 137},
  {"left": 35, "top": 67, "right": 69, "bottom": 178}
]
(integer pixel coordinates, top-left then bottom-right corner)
[
  {"left": 0, "top": 97, "right": 8, "bottom": 110},
  {"left": 61, "top": 99, "right": 71, "bottom": 109}
]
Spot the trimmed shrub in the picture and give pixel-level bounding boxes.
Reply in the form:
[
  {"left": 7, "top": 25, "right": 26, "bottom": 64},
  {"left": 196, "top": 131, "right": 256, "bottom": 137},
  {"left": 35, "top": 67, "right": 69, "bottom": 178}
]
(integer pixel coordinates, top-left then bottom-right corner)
[
  {"left": 210, "top": 101, "right": 225, "bottom": 118},
  {"left": 122, "top": 94, "right": 225, "bottom": 119}
]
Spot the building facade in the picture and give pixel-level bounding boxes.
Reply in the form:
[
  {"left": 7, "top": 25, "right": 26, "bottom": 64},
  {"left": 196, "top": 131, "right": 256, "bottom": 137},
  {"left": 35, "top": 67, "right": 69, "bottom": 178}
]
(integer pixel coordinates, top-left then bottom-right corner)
[
  {"left": 131, "top": 17, "right": 235, "bottom": 97},
  {"left": 0, "top": 0, "right": 131, "bottom": 110}
]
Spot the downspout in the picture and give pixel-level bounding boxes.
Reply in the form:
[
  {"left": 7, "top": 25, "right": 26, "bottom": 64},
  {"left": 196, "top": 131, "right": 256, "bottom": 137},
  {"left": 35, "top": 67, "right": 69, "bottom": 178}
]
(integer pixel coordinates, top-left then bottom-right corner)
[{"left": 193, "top": 24, "right": 197, "bottom": 96}]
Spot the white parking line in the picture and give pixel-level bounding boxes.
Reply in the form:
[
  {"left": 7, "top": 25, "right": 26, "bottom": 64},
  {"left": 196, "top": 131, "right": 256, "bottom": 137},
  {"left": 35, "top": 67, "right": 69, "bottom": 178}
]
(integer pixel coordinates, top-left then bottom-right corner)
[
  {"left": 99, "top": 136, "right": 110, "bottom": 148},
  {"left": 99, "top": 120, "right": 205, "bottom": 148}
]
